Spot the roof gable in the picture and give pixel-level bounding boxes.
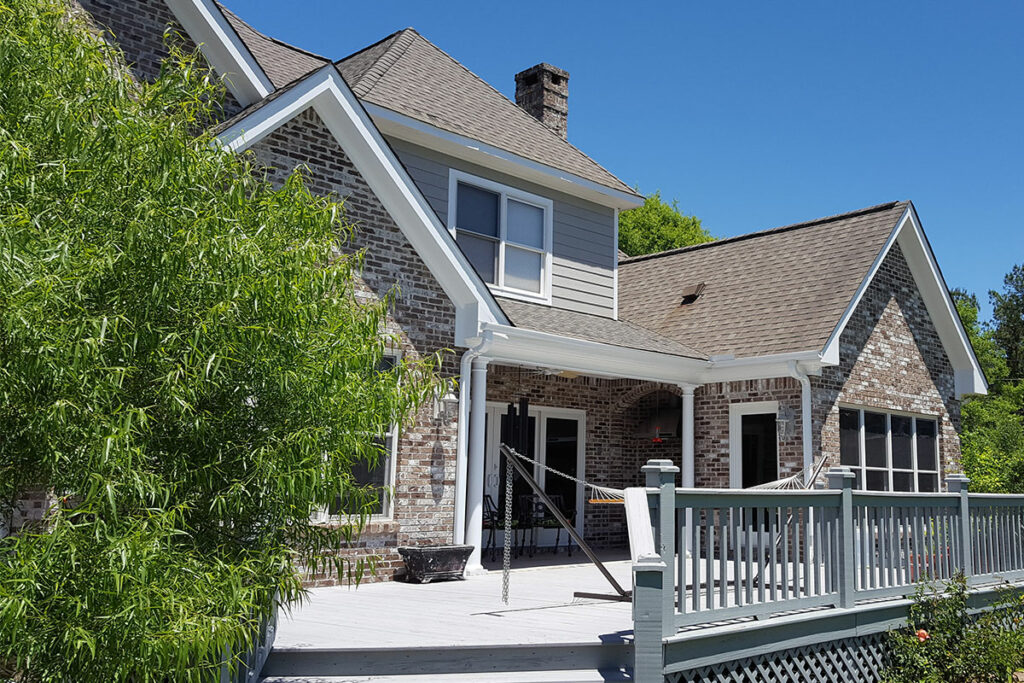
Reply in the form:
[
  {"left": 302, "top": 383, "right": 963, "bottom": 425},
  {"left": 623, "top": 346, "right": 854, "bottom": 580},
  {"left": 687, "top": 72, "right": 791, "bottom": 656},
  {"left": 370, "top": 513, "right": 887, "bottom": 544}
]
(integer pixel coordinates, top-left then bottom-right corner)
[{"left": 334, "top": 29, "right": 638, "bottom": 199}]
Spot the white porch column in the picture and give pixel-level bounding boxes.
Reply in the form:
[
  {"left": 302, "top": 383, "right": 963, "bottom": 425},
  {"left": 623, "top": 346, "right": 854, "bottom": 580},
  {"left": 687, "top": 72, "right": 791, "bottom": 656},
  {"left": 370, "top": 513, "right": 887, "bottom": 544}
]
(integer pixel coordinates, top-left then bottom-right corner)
[
  {"left": 464, "top": 357, "right": 489, "bottom": 574},
  {"left": 681, "top": 386, "right": 695, "bottom": 489},
  {"left": 680, "top": 385, "right": 696, "bottom": 556}
]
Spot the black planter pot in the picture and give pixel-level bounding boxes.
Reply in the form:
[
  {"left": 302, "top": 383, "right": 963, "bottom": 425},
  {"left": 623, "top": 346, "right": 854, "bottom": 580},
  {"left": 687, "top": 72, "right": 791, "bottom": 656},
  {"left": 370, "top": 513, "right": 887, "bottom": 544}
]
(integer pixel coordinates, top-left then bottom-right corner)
[{"left": 398, "top": 544, "right": 474, "bottom": 583}]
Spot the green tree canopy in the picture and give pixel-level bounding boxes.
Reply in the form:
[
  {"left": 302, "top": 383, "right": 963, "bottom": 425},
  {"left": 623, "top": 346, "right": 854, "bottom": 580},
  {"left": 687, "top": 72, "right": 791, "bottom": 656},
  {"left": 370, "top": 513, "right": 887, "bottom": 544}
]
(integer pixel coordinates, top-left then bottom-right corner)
[
  {"left": 991, "top": 264, "right": 1024, "bottom": 381},
  {"left": 617, "top": 191, "right": 713, "bottom": 257},
  {"left": 954, "top": 290, "right": 1024, "bottom": 493},
  {"left": 0, "top": 1, "right": 443, "bottom": 680}
]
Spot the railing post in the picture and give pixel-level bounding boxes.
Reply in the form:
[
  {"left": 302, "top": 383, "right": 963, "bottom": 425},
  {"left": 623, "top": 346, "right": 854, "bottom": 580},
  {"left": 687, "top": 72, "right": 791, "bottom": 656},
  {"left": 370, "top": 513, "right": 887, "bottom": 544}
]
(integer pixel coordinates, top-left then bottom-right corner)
[
  {"left": 828, "top": 466, "right": 856, "bottom": 609},
  {"left": 633, "top": 554, "right": 667, "bottom": 683},
  {"left": 947, "top": 474, "right": 972, "bottom": 577},
  {"left": 643, "top": 459, "right": 679, "bottom": 638}
]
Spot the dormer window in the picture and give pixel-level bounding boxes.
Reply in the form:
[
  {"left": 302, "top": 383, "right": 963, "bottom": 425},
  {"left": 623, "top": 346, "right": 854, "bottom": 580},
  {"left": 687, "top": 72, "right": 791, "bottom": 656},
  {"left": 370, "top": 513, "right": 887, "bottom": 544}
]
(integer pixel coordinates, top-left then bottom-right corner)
[{"left": 448, "top": 170, "right": 553, "bottom": 303}]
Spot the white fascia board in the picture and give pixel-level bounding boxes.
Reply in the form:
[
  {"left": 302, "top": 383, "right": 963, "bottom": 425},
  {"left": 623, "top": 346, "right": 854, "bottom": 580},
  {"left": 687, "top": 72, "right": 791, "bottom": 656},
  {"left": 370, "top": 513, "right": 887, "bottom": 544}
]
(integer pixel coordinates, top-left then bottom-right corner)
[
  {"left": 481, "top": 323, "right": 709, "bottom": 385},
  {"left": 898, "top": 206, "right": 987, "bottom": 396},
  {"left": 364, "top": 103, "right": 644, "bottom": 212},
  {"left": 165, "top": 0, "right": 273, "bottom": 105},
  {"left": 820, "top": 205, "right": 909, "bottom": 368},
  {"left": 216, "top": 66, "right": 508, "bottom": 342},
  {"left": 819, "top": 205, "right": 987, "bottom": 397},
  {"left": 701, "top": 351, "right": 823, "bottom": 383}
]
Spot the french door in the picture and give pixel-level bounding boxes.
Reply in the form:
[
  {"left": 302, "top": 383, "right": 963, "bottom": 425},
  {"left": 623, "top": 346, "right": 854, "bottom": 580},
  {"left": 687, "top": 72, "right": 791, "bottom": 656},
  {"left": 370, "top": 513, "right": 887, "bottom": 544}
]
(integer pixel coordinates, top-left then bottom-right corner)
[{"left": 482, "top": 403, "right": 586, "bottom": 547}]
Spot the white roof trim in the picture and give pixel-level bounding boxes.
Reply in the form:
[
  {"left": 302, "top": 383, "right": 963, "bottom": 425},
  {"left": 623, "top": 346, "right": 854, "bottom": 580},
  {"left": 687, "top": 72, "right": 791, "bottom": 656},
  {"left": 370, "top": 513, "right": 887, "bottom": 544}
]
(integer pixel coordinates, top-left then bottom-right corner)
[
  {"left": 216, "top": 66, "right": 508, "bottom": 342},
  {"left": 364, "top": 103, "right": 644, "bottom": 212},
  {"left": 820, "top": 205, "right": 987, "bottom": 397},
  {"left": 165, "top": 0, "right": 273, "bottom": 105}
]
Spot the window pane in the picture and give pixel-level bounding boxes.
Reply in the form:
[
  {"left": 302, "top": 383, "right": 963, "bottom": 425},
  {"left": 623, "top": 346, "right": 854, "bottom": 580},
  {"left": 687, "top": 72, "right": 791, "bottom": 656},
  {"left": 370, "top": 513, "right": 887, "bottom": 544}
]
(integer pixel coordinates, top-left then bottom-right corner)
[
  {"left": 917, "top": 419, "right": 937, "bottom": 471},
  {"left": 507, "top": 199, "right": 544, "bottom": 249},
  {"left": 891, "top": 415, "right": 912, "bottom": 469},
  {"left": 504, "top": 246, "right": 542, "bottom": 293},
  {"left": 892, "top": 471, "right": 913, "bottom": 492},
  {"left": 839, "top": 409, "right": 860, "bottom": 467},
  {"left": 457, "top": 232, "right": 497, "bottom": 283},
  {"left": 456, "top": 182, "right": 499, "bottom": 237},
  {"left": 918, "top": 473, "right": 939, "bottom": 493},
  {"left": 330, "top": 436, "right": 391, "bottom": 516},
  {"left": 865, "top": 469, "right": 889, "bottom": 491},
  {"left": 864, "top": 412, "right": 887, "bottom": 468}
]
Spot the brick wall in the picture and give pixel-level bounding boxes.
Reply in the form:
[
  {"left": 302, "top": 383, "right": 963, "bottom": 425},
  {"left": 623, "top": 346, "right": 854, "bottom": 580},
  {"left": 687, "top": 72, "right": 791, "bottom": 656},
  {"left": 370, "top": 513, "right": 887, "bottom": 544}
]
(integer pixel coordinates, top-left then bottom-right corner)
[
  {"left": 693, "top": 378, "right": 805, "bottom": 487},
  {"left": 75, "top": 0, "right": 242, "bottom": 116},
  {"left": 813, "top": 242, "right": 961, "bottom": 478},
  {"left": 248, "top": 107, "right": 461, "bottom": 585}
]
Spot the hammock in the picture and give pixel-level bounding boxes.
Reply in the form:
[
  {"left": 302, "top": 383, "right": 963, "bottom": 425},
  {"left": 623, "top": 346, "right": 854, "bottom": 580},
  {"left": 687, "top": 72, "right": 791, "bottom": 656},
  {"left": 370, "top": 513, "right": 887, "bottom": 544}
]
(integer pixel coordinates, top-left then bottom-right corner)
[{"left": 750, "top": 456, "right": 829, "bottom": 490}]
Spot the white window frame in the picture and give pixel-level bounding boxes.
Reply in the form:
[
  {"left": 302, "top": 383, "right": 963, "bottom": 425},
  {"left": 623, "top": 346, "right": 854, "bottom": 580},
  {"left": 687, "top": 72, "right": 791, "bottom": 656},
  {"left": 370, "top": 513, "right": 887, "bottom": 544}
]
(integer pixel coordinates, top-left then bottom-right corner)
[
  {"left": 316, "top": 351, "right": 401, "bottom": 524},
  {"left": 447, "top": 169, "right": 554, "bottom": 304},
  {"left": 728, "top": 401, "right": 779, "bottom": 489},
  {"left": 838, "top": 404, "right": 942, "bottom": 492}
]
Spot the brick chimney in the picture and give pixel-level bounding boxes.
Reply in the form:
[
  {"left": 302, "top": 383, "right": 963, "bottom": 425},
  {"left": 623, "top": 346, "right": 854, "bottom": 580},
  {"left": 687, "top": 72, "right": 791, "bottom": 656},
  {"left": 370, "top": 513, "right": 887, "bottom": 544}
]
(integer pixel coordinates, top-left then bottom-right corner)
[{"left": 515, "top": 63, "right": 569, "bottom": 139}]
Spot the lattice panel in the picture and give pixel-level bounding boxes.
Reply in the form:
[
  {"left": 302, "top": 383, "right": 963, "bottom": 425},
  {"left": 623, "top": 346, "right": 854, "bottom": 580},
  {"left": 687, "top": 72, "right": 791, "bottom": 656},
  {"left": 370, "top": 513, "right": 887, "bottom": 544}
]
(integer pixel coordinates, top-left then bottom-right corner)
[{"left": 665, "top": 632, "right": 888, "bottom": 683}]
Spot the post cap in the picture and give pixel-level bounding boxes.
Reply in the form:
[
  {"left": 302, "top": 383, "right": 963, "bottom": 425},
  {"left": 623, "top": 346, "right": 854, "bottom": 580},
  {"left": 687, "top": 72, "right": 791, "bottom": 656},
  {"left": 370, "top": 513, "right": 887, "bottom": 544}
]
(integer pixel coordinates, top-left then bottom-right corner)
[
  {"left": 826, "top": 466, "right": 856, "bottom": 488},
  {"left": 641, "top": 459, "right": 680, "bottom": 474}
]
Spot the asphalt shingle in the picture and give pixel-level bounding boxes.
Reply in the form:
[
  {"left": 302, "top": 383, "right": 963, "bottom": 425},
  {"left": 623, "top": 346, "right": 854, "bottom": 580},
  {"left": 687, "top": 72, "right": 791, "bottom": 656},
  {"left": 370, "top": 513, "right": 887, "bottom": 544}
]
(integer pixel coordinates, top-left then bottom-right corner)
[{"left": 618, "top": 202, "right": 910, "bottom": 359}]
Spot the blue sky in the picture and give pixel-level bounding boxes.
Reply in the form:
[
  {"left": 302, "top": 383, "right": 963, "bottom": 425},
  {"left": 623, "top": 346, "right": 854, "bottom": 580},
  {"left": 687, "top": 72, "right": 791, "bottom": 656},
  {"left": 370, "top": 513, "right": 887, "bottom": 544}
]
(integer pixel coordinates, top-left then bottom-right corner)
[{"left": 223, "top": 1, "right": 1023, "bottom": 320}]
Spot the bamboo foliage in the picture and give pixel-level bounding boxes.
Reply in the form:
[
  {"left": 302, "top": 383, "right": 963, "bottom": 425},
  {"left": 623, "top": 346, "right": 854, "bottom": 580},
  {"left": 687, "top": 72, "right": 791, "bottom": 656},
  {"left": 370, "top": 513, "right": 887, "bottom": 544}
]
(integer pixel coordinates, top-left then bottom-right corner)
[{"left": 0, "top": 1, "right": 446, "bottom": 680}]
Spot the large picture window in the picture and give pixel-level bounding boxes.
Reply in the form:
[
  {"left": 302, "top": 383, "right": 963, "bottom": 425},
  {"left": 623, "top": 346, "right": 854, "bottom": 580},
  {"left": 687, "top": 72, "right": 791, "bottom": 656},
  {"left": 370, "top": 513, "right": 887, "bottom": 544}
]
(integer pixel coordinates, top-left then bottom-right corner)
[
  {"left": 448, "top": 171, "right": 552, "bottom": 302},
  {"left": 839, "top": 407, "right": 940, "bottom": 492}
]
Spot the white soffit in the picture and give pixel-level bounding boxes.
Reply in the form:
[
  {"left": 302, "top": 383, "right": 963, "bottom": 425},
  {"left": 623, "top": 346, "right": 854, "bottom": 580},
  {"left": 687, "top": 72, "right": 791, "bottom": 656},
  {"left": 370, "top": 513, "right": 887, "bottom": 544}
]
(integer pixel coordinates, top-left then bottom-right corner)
[{"left": 365, "top": 103, "right": 644, "bottom": 212}]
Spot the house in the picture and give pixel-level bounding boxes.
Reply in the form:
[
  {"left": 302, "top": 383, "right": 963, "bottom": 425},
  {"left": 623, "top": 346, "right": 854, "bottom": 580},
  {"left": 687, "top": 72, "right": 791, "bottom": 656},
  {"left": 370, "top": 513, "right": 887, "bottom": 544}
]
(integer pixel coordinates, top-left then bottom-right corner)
[{"left": 69, "top": 0, "right": 987, "bottom": 589}]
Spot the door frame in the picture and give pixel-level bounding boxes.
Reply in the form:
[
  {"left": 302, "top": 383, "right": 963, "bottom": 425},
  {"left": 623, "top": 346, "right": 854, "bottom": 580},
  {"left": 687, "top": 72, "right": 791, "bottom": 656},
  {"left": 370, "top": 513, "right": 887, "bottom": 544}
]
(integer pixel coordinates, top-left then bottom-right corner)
[
  {"left": 728, "top": 400, "right": 779, "bottom": 489},
  {"left": 483, "top": 402, "right": 587, "bottom": 542}
]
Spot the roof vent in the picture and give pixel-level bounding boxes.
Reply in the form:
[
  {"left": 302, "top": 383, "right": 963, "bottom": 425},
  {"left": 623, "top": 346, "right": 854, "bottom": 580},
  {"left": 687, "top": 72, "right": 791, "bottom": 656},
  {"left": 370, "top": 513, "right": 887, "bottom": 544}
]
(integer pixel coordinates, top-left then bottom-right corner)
[{"left": 679, "top": 282, "right": 706, "bottom": 305}]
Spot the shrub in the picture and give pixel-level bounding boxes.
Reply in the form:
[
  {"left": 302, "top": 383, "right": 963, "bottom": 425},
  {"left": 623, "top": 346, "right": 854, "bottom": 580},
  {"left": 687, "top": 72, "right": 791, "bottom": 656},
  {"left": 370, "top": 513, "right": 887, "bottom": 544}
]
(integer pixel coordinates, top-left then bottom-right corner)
[{"left": 883, "top": 573, "right": 1024, "bottom": 683}]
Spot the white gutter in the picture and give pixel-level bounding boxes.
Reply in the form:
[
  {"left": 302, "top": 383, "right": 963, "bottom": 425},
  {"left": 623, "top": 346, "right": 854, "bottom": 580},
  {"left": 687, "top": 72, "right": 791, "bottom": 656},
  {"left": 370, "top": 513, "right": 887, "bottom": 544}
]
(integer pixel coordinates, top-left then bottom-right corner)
[
  {"left": 788, "top": 360, "right": 814, "bottom": 485},
  {"left": 453, "top": 332, "right": 494, "bottom": 544}
]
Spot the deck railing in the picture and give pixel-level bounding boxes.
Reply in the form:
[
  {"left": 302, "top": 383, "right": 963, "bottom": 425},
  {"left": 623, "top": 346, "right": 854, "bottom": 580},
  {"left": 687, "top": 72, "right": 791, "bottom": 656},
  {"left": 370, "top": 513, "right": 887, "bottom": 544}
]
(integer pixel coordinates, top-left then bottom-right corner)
[{"left": 629, "top": 461, "right": 1024, "bottom": 641}]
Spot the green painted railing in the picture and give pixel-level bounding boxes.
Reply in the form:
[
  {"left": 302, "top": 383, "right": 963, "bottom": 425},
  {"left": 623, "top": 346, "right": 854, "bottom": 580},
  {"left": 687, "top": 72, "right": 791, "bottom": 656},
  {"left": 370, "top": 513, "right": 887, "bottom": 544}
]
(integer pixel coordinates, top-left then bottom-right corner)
[{"left": 628, "top": 460, "right": 1024, "bottom": 682}]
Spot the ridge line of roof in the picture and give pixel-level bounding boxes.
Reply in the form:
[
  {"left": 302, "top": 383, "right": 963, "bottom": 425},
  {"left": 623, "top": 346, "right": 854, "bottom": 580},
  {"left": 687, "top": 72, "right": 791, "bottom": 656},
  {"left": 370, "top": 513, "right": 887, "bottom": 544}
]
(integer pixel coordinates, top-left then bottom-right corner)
[
  {"left": 620, "top": 201, "right": 906, "bottom": 266},
  {"left": 217, "top": 4, "right": 331, "bottom": 66},
  {"left": 333, "top": 27, "right": 410, "bottom": 73},
  {"left": 350, "top": 28, "right": 419, "bottom": 98}
]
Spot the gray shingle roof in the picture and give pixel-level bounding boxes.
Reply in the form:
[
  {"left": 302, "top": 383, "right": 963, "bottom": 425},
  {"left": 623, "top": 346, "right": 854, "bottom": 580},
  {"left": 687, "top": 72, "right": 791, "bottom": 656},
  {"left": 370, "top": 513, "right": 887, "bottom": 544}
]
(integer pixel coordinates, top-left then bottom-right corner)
[
  {"left": 618, "top": 202, "right": 910, "bottom": 359},
  {"left": 496, "top": 298, "right": 707, "bottom": 360},
  {"left": 335, "top": 29, "right": 640, "bottom": 198},
  {"left": 218, "top": 5, "right": 329, "bottom": 89}
]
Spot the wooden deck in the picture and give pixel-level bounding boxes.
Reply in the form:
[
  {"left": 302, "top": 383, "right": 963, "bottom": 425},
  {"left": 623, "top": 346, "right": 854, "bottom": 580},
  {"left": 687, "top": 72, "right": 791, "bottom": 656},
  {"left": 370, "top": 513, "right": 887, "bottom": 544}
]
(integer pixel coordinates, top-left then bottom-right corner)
[{"left": 261, "top": 554, "right": 635, "bottom": 681}]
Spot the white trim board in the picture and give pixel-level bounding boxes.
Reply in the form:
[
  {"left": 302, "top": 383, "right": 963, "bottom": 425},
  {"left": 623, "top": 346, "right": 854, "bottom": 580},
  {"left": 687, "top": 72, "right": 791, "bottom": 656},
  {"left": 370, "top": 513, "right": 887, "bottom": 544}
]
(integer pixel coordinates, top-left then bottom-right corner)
[
  {"left": 820, "top": 205, "right": 986, "bottom": 397},
  {"left": 728, "top": 401, "right": 779, "bottom": 489},
  {"left": 215, "top": 66, "right": 509, "bottom": 343},
  {"left": 164, "top": 0, "right": 273, "bottom": 105}
]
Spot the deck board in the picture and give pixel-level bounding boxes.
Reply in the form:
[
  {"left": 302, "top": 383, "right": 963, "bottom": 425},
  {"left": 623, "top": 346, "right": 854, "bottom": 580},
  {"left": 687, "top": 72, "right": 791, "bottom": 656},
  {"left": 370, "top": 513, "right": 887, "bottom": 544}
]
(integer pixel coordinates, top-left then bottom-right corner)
[{"left": 274, "top": 557, "right": 635, "bottom": 650}]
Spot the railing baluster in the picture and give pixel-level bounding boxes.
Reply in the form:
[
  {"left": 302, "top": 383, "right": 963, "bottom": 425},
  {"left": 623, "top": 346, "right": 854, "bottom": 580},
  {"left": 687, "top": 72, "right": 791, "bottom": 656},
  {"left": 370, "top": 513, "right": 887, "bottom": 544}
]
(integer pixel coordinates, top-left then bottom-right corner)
[
  {"left": 781, "top": 507, "right": 790, "bottom": 601},
  {"left": 718, "top": 509, "right": 727, "bottom": 608},
  {"left": 769, "top": 506, "right": 778, "bottom": 603},
  {"left": 731, "top": 507, "right": 741, "bottom": 607},
  {"left": 756, "top": 507, "right": 766, "bottom": 603},
  {"left": 745, "top": 507, "right": 754, "bottom": 605},
  {"left": 691, "top": 509, "right": 699, "bottom": 613},
  {"left": 705, "top": 508, "right": 713, "bottom": 610}
]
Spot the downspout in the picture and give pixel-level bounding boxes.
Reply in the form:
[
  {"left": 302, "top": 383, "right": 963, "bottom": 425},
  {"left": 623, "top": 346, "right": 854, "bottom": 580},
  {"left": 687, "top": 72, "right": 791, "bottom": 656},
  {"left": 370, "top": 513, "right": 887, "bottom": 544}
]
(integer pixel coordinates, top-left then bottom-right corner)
[
  {"left": 788, "top": 360, "right": 814, "bottom": 486},
  {"left": 453, "top": 331, "right": 494, "bottom": 544}
]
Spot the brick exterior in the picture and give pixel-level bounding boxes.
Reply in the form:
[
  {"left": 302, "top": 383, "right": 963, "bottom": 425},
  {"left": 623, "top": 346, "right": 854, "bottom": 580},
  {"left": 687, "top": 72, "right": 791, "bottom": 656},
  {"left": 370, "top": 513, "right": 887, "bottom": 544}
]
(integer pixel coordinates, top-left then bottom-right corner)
[
  {"left": 812, "top": 243, "right": 962, "bottom": 477},
  {"left": 247, "top": 108, "right": 461, "bottom": 585},
  {"left": 75, "top": 0, "right": 243, "bottom": 116}
]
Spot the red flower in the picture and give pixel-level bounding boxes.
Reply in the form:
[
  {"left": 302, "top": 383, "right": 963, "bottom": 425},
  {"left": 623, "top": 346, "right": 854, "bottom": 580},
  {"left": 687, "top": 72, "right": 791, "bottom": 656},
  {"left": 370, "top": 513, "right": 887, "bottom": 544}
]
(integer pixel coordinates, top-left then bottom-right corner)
[{"left": 916, "top": 629, "right": 930, "bottom": 643}]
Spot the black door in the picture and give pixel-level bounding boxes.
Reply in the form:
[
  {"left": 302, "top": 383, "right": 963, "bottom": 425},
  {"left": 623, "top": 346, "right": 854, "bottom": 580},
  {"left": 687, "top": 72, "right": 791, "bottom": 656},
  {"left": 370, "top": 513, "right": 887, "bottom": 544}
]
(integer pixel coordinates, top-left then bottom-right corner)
[{"left": 741, "top": 413, "right": 778, "bottom": 488}]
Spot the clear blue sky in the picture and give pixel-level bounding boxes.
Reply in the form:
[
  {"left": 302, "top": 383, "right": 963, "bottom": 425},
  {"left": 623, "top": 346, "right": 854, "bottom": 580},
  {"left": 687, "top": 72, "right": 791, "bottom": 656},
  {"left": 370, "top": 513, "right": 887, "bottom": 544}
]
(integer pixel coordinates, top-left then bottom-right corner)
[{"left": 224, "top": 0, "right": 1023, "bottom": 320}]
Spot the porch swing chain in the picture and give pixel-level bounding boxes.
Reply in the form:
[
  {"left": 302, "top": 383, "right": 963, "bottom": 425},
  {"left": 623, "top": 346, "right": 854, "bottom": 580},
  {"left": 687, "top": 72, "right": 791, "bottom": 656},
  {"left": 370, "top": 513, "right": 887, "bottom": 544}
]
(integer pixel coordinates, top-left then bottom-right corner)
[{"left": 501, "top": 446, "right": 514, "bottom": 604}]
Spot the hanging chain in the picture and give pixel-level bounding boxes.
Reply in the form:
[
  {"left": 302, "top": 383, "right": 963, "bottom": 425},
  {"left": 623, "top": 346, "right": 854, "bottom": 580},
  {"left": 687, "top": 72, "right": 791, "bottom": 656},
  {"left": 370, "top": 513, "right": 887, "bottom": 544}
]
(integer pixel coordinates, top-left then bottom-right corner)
[{"left": 502, "top": 447, "right": 514, "bottom": 604}]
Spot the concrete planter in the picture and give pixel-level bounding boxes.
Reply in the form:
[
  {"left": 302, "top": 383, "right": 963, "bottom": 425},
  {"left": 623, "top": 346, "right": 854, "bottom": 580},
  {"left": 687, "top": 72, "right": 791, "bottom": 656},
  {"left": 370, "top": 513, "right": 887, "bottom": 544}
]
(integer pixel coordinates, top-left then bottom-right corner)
[{"left": 398, "top": 545, "right": 473, "bottom": 583}]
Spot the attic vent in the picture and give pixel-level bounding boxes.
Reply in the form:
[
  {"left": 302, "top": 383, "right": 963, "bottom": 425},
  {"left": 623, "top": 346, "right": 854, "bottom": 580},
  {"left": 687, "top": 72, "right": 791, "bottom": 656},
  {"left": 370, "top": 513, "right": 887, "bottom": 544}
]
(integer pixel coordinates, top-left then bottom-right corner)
[{"left": 679, "top": 282, "right": 706, "bottom": 305}]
